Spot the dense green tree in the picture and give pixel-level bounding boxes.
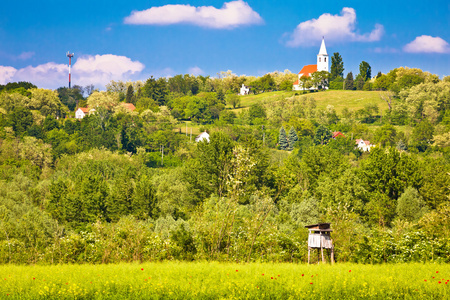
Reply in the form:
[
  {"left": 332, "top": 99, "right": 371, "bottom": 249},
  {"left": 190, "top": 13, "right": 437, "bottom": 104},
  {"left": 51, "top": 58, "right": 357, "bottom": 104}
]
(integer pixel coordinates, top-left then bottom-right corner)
[
  {"left": 278, "top": 127, "right": 289, "bottom": 150},
  {"left": 313, "top": 125, "right": 332, "bottom": 145},
  {"left": 344, "top": 72, "right": 354, "bottom": 90},
  {"left": 409, "top": 120, "right": 434, "bottom": 152},
  {"left": 374, "top": 124, "right": 397, "bottom": 147},
  {"left": 287, "top": 127, "right": 298, "bottom": 150},
  {"left": 358, "top": 61, "right": 372, "bottom": 81},
  {"left": 9, "top": 106, "right": 33, "bottom": 136},
  {"left": 330, "top": 52, "right": 344, "bottom": 80},
  {"left": 396, "top": 187, "right": 428, "bottom": 222},
  {"left": 126, "top": 84, "right": 135, "bottom": 104}
]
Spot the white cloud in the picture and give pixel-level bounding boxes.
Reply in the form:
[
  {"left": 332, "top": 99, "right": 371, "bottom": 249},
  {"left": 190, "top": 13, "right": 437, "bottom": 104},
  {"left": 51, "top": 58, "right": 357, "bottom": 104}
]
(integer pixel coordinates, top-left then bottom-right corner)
[
  {"left": 124, "top": 0, "right": 263, "bottom": 29},
  {"left": 17, "top": 51, "right": 35, "bottom": 60},
  {"left": 188, "top": 66, "right": 204, "bottom": 76},
  {"left": 285, "top": 7, "right": 384, "bottom": 47},
  {"left": 373, "top": 47, "right": 399, "bottom": 53},
  {"left": 0, "top": 66, "right": 17, "bottom": 84},
  {"left": 403, "top": 35, "right": 450, "bottom": 53},
  {"left": 72, "top": 54, "right": 145, "bottom": 86},
  {"left": 0, "top": 54, "right": 145, "bottom": 89}
]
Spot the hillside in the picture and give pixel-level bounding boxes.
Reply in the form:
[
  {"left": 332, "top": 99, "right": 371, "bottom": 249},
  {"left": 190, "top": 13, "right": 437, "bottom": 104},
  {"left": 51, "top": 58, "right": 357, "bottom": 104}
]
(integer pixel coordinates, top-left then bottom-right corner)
[{"left": 234, "top": 90, "right": 387, "bottom": 113}]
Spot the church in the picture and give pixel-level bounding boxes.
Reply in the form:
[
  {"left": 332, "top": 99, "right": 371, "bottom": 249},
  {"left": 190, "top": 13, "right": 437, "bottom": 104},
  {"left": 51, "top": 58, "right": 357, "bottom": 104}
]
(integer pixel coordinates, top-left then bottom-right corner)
[{"left": 293, "top": 38, "right": 329, "bottom": 91}]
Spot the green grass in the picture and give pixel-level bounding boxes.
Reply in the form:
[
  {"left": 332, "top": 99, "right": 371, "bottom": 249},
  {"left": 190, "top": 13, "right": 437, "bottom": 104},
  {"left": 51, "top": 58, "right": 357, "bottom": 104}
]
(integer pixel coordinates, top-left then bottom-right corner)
[
  {"left": 0, "top": 262, "right": 449, "bottom": 299},
  {"left": 235, "top": 90, "right": 388, "bottom": 114}
]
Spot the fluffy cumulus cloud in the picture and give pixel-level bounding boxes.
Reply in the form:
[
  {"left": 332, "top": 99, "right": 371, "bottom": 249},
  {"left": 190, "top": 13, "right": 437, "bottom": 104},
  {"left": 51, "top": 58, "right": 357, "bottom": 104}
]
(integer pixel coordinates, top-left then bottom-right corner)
[
  {"left": 124, "top": 0, "right": 263, "bottom": 29},
  {"left": 285, "top": 7, "right": 384, "bottom": 47},
  {"left": 0, "top": 54, "right": 145, "bottom": 89},
  {"left": 0, "top": 66, "right": 17, "bottom": 84},
  {"left": 403, "top": 35, "right": 450, "bottom": 53},
  {"left": 188, "top": 66, "right": 204, "bottom": 76}
]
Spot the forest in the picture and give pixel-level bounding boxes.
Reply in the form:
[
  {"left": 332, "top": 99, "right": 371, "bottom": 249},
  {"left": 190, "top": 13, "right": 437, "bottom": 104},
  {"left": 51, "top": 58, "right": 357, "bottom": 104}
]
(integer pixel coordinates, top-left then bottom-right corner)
[{"left": 0, "top": 66, "right": 449, "bottom": 265}]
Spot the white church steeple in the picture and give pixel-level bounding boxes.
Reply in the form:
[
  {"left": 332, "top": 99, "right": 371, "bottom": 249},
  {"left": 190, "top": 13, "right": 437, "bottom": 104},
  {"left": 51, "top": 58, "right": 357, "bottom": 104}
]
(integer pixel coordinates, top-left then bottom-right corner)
[{"left": 317, "top": 37, "right": 329, "bottom": 72}]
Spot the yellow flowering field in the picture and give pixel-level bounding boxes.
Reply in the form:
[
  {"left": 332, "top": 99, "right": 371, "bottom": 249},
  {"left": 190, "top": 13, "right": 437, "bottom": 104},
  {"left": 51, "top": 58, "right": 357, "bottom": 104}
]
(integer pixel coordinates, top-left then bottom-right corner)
[{"left": 0, "top": 262, "right": 448, "bottom": 299}]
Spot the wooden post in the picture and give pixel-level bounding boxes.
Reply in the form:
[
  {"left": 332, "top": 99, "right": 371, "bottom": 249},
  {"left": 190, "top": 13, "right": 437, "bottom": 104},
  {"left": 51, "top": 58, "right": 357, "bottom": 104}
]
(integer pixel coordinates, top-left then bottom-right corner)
[
  {"left": 331, "top": 240, "right": 335, "bottom": 264},
  {"left": 321, "top": 234, "right": 324, "bottom": 263},
  {"left": 308, "top": 246, "right": 310, "bottom": 264}
]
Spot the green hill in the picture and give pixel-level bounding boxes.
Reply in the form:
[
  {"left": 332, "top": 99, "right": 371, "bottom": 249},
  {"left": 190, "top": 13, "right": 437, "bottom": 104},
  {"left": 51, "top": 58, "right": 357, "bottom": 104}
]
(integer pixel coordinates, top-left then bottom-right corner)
[{"left": 234, "top": 90, "right": 388, "bottom": 114}]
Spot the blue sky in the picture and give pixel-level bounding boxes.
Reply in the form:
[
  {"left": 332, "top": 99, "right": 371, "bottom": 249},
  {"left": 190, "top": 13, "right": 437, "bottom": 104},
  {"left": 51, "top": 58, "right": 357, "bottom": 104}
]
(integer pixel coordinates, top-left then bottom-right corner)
[{"left": 0, "top": 0, "right": 448, "bottom": 89}]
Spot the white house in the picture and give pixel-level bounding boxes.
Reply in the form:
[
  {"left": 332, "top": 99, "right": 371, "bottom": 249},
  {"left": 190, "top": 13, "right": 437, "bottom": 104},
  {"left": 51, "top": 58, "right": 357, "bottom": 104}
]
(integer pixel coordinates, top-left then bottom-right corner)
[
  {"left": 75, "top": 107, "right": 90, "bottom": 119},
  {"left": 356, "top": 139, "right": 375, "bottom": 152},
  {"left": 240, "top": 84, "right": 250, "bottom": 95},
  {"left": 195, "top": 131, "right": 210, "bottom": 143},
  {"left": 293, "top": 38, "right": 329, "bottom": 91}
]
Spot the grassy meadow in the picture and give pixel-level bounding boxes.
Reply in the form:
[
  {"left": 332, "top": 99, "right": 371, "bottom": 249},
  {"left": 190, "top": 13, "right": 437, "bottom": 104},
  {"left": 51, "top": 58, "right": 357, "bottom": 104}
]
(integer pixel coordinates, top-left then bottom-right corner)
[{"left": 0, "top": 262, "right": 448, "bottom": 299}]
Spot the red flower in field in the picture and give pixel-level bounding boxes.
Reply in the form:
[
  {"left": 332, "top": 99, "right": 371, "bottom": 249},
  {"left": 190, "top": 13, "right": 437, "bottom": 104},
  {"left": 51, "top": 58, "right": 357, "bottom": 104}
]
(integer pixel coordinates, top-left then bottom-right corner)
[
  {"left": 271, "top": 277, "right": 273, "bottom": 279},
  {"left": 236, "top": 270, "right": 238, "bottom": 272},
  {"left": 436, "top": 271, "right": 439, "bottom": 273},
  {"left": 262, "top": 274, "right": 264, "bottom": 276},
  {"left": 424, "top": 280, "right": 427, "bottom": 282},
  {"left": 302, "top": 274, "right": 304, "bottom": 277},
  {"left": 310, "top": 282, "right": 313, "bottom": 284},
  {"left": 311, "top": 275, "right": 314, "bottom": 277},
  {"left": 349, "top": 270, "right": 351, "bottom": 272},
  {"left": 141, "top": 268, "right": 144, "bottom": 271},
  {"left": 439, "top": 281, "right": 442, "bottom": 284},
  {"left": 433, "top": 277, "right": 435, "bottom": 279},
  {"left": 446, "top": 282, "right": 448, "bottom": 285},
  {"left": 66, "top": 283, "right": 68, "bottom": 285},
  {"left": 278, "top": 275, "right": 280, "bottom": 277},
  {"left": 33, "top": 278, "right": 35, "bottom": 280}
]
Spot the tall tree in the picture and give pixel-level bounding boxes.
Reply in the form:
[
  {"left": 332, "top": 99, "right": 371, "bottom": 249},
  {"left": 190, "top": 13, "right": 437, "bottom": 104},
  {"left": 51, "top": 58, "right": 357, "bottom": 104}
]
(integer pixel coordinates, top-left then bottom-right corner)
[
  {"left": 278, "top": 127, "right": 289, "bottom": 150},
  {"left": 287, "top": 127, "right": 298, "bottom": 150},
  {"left": 344, "top": 72, "right": 354, "bottom": 90},
  {"left": 330, "top": 52, "right": 344, "bottom": 80},
  {"left": 125, "top": 84, "right": 135, "bottom": 104},
  {"left": 358, "top": 61, "right": 372, "bottom": 81}
]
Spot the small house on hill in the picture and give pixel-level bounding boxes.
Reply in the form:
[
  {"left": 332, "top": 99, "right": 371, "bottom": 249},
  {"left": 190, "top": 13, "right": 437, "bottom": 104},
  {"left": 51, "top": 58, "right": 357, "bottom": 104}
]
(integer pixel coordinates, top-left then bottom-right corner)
[
  {"left": 240, "top": 84, "right": 250, "bottom": 95},
  {"left": 75, "top": 107, "right": 90, "bottom": 119},
  {"left": 195, "top": 131, "right": 210, "bottom": 143},
  {"left": 356, "top": 139, "right": 374, "bottom": 152}
]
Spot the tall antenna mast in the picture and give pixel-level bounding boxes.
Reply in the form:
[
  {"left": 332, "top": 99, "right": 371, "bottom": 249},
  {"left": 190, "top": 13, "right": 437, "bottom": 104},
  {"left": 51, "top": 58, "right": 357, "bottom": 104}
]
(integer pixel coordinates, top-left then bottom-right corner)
[{"left": 66, "top": 52, "right": 74, "bottom": 88}]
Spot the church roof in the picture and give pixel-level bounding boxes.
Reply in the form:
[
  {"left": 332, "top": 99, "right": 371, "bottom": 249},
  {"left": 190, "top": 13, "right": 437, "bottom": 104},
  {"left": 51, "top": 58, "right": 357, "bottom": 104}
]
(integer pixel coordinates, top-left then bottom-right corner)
[
  {"left": 298, "top": 64, "right": 317, "bottom": 77},
  {"left": 318, "top": 38, "right": 327, "bottom": 55}
]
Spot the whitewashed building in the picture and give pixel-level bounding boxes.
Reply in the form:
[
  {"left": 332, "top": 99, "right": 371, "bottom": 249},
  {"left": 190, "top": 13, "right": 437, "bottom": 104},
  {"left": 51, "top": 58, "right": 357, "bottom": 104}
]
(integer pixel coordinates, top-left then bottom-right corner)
[
  {"left": 195, "top": 131, "right": 210, "bottom": 143},
  {"left": 240, "top": 84, "right": 250, "bottom": 95},
  {"left": 356, "top": 139, "right": 375, "bottom": 152}
]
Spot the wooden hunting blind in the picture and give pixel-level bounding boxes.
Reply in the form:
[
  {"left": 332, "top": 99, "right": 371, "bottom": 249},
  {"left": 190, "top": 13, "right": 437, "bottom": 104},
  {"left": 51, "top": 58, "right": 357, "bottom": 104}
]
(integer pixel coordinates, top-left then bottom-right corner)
[{"left": 305, "top": 223, "right": 334, "bottom": 264}]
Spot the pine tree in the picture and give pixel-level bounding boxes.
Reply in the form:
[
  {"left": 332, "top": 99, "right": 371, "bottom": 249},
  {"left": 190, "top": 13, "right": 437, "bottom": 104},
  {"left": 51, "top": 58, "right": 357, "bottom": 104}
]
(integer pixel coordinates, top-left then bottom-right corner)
[
  {"left": 126, "top": 85, "right": 135, "bottom": 104},
  {"left": 278, "top": 127, "right": 289, "bottom": 150},
  {"left": 287, "top": 127, "right": 298, "bottom": 150}
]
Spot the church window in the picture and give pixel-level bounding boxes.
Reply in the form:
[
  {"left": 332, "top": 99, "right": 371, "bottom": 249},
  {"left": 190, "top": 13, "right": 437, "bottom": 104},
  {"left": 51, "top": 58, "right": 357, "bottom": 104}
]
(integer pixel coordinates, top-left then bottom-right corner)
[
  {"left": 319, "top": 57, "right": 321, "bottom": 62},
  {"left": 324, "top": 57, "right": 327, "bottom": 62}
]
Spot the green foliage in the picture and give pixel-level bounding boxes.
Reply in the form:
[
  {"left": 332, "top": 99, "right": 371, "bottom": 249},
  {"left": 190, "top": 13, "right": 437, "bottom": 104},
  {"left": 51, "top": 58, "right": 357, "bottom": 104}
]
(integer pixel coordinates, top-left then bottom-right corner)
[
  {"left": 278, "top": 127, "right": 288, "bottom": 150},
  {"left": 287, "top": 127, "right": 298, "bottom": 150},
  {"left": 329, "top": 80, "right": 343, "bottom": 90},
  {"left": 396, "top": 187, "right": 428, "bottom": 222},
  {"left": 358, "top": 61, "right": 372, "bottom": 81},
  {"left": 313, "top": 125, "right": 332, "bottom": 145},
  {"left": 330, "top": 52, "right": 344, "bottom": 80},
  {"left": 344, "top": 72, "right": 354, "bottom": 90}
]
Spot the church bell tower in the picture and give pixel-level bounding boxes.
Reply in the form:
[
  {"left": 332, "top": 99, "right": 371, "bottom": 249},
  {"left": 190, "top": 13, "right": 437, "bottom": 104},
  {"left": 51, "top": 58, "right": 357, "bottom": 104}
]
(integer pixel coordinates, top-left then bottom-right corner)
[{"left": 317, "top": 37, "right": 329, "bottom": 72}]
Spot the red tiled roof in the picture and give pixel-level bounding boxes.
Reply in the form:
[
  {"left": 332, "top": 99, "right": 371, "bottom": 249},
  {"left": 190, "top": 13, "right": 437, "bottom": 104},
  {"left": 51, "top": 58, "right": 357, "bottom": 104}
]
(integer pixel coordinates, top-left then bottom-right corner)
[
  {"left": 293, "top": 79, "right": 299, "bottom": 85},
  {"left": 121, "top": 103, "right": 136, "bottom": 111},
  {"left": 78, "top": 107, "right": 90, "bottom": 113},
  {"left": 298, "top": 64, "right": 317, "bottom": 77},
  {"left": 332, "top": 131, "right": 345, "bottom": 139}
]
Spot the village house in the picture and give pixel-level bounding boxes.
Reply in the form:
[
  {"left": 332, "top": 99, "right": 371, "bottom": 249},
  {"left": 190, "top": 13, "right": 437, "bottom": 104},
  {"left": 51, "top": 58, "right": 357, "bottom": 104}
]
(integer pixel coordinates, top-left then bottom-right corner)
[
  {"left": 293, "top": 38, "right": 329, "bottom": 91},
  {"left": 239, "top": 84, "right": 250, "bottom": 95},
  {"left": 75, "top": 102, "right": 136, "bottom": 119},
  {"left": 195, "top": 131, "right": 210, "bottom": 143},
  {"left": 356, "top": 138, "right": 375, "bottom": 152}
]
